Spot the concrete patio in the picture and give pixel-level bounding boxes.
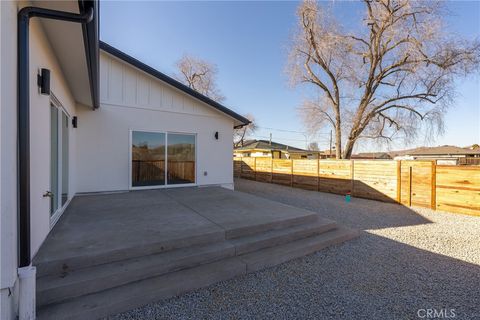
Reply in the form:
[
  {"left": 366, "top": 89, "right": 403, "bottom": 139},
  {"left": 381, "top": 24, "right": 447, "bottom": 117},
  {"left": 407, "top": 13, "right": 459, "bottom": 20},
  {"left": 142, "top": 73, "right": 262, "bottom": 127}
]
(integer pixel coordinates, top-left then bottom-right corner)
[{"left": 34, "top": 186, "right": 357, "bottom": 320}]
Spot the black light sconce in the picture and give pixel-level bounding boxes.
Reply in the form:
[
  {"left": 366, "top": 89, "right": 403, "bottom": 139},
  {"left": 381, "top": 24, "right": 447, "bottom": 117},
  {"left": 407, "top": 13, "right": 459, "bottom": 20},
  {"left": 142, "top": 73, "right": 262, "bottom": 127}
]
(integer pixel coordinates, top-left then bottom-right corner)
[
  {"left": 72, "top": 116, "right": 78, "bottom": 128},
  {"left": 214, "top": 131, "right": 219, "bottom": 140},
  {"left": 37, "top": 68, "right": 50, "bottom": 95}
]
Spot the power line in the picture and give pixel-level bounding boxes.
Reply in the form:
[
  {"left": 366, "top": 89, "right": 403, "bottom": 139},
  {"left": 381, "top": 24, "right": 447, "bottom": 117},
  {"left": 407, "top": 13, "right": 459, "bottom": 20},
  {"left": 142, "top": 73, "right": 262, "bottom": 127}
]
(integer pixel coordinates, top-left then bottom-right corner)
[
  {"left": 252, "top": 135, "right": 307, "bottom": 143},
  {"left": 256, "top": 126, "right": 331, "bottom": 135}
]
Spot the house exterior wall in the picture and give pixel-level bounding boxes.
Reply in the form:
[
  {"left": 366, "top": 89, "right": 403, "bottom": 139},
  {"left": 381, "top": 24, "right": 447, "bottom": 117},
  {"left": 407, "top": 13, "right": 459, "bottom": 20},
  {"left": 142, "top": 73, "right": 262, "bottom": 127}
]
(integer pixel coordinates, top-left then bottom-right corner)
[
  {"left": 75, "top": 52, "right": 235, "bottom": 193},
  {"left": 28, "top": 11, "right": 79, "bottom": 258},
  {"left": 1, "top": 2, "right": 79, "bottom": 318},
  {"left": 1, "top": 2, "right": 19, "bottom": 319}
]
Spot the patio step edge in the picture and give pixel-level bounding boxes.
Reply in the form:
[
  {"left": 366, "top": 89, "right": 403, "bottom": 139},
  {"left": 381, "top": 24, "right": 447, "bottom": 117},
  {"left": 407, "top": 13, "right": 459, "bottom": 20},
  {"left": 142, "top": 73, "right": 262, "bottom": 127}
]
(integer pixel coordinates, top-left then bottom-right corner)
[
  {"left": 34, "top": 229, "right": 225, "bottom": 278},
  {"left": 238, "top": 226, "right": 360, "bottom": 273},
  {"left": 229, "top": 216, "right": 337, "bottom": 255},
  {"left": 36, "top": 241, "right": 236, "bottom": 307},
  {"left": 37, "top": 226, "right": 359, "bottom": 320},
  {"left": 225, "top": 212, "right": 319, "bottom": 239},
  {"left": 37, "top": 216, "right": 336, "bottom": 306},
  {"left": 36, "top": 257, "right": 247, "bottom": 320}
]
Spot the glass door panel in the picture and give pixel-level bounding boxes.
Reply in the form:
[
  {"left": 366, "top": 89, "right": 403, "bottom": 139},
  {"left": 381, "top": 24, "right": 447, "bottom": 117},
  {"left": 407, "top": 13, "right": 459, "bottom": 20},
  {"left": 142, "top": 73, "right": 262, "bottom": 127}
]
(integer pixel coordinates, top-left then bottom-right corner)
[
  {"left": 50, "top": 104, "right": 59, "bottom": 216},
  {"left": 132, "top": 131, "right": 166, "bottom": 187},
  {"left": 167, "top": 134, "right": 195, "bottom": 185},
  {"left": 61, "top": 111, "right": 69, "bottom": 206}
]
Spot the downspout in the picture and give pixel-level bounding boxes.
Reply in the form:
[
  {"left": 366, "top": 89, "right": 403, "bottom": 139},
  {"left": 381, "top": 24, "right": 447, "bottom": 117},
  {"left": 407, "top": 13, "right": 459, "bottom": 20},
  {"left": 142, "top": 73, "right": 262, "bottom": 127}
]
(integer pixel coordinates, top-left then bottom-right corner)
[{"left": 17, "top": 6, "right": 93, "bottom": 268}]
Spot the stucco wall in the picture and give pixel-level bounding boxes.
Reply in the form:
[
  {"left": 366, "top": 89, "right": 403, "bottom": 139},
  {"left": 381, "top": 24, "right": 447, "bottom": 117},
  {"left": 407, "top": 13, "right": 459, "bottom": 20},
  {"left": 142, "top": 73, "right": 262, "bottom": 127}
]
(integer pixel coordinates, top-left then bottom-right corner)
[
  {"left": 1, "top": 2, "right": 19, "bottom": 319},
  {"left": 2, "top": 2, "right": 82, "bottom": 317},
  {"left": 28, "top": 15, "right": 80, "bottom": 258},
  {"left": 75, "top": 52, "right": 235, "bottom": 192}
]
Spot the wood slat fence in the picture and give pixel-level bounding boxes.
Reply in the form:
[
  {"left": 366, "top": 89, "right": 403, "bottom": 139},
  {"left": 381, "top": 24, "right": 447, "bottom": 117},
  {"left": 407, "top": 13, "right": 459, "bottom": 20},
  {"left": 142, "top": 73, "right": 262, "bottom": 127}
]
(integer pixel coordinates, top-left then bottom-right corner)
[
  {"left": 132, "top": 160, "right": 195, "bottom": 184},
  {"left": 234, "top": 157, "right": 480, "bottom": 216}
]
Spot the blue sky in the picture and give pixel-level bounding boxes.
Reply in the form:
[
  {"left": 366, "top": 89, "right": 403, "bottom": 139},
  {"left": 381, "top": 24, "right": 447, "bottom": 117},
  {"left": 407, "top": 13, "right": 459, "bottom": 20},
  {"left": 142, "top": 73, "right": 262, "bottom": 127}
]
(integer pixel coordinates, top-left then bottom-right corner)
[{"left": 100, "top": 1, "right": 480, "bottom": 152}]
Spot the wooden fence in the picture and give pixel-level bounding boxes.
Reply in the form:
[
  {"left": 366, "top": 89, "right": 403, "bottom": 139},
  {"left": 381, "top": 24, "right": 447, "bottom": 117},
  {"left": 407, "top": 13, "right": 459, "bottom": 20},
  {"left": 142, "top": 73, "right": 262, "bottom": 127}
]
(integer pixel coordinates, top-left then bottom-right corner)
[
  {"left": 234, "top": 157, "right": 480, "bottom": 216},
  {"left": 132, "top": 160, "right": 195, "bottom": 184}
]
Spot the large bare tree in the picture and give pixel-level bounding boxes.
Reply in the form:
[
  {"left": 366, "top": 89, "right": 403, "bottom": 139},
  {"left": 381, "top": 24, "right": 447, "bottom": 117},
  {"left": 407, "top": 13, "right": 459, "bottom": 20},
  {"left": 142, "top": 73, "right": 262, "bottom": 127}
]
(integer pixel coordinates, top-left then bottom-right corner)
[
  {"left": 175, "top": 54, "right": 225, "bottom": 102},
  {"left": 288, "top": 0, "right": 480, "bottom": 158},
  {"left": 233, "top": 114, "right": 257, "bottom": 147}
]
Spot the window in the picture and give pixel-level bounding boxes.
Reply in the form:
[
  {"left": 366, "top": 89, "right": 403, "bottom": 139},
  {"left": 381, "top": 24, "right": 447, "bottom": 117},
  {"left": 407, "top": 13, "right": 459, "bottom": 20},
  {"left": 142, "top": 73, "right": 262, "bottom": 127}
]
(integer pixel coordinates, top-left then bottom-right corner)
[{"left": 131, "top": 131, "right": 196, "bottom": 188}]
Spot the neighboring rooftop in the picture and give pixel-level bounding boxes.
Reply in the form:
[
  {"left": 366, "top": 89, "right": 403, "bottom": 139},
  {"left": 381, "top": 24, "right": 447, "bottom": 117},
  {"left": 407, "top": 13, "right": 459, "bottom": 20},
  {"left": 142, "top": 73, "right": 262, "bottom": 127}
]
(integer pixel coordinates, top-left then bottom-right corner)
[
  {"left": 390, "top": 145, "right": 480, "bottom": 157},
  {"left": 352, "top": 152, "right": 392, "bottom": 159},
  {"left": 235, "top": 140, "right": 309, "bottom": 152}
]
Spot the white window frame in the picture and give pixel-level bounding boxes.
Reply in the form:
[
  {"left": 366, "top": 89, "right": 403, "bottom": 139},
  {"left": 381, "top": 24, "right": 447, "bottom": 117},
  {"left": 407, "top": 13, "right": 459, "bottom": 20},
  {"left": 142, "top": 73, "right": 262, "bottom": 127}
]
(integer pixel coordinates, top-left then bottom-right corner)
[{"left": 129, "top": 129, "right": 197, "bottom": 190}]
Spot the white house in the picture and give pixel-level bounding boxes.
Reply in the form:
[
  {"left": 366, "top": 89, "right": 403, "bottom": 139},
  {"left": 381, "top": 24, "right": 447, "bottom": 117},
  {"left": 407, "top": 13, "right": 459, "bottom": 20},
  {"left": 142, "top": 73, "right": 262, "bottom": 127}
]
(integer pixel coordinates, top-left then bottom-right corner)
[{"left": 0, "top": 1, "right": 248, "bottom": 318}]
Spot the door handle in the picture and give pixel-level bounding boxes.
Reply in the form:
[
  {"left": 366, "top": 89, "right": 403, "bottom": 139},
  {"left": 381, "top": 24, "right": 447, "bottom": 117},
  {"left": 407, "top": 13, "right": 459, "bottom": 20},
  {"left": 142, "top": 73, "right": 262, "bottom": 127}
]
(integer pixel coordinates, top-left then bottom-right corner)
[{"left": 43, "top": 191, "right": 53, "bottom": 198}]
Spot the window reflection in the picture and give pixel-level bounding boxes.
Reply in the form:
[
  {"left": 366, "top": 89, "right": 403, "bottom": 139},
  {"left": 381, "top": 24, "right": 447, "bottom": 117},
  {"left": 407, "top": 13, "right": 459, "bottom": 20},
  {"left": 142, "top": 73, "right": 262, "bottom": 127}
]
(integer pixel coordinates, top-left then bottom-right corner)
[
  {"left": 167, "top": 134, "right": 195, "bottom": 184},
  {"left": 131, "top": 131, "right": 166, "bottom": 187}
]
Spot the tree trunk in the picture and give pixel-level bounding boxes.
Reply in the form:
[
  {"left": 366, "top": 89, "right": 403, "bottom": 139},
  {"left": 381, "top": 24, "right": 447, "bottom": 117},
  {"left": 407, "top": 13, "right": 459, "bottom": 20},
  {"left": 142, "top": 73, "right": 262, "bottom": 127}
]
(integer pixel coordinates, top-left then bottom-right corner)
[
  {"left": 343, "top": 138, "right": 355, "bottom": 159},
  {"left": 334, "top": 116, "right": 342, "bottom": 159}
]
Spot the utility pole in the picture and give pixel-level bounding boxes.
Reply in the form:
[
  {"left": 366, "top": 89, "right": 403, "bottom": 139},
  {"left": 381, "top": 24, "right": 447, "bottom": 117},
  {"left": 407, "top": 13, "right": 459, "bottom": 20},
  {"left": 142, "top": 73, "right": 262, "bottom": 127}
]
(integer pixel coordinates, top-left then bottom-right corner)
[
  {"left": 269, "top": 133, "right": 272, "bottom": 145},
  {"left": 329, "top": 130, "right": 332, "bottom": 159}
]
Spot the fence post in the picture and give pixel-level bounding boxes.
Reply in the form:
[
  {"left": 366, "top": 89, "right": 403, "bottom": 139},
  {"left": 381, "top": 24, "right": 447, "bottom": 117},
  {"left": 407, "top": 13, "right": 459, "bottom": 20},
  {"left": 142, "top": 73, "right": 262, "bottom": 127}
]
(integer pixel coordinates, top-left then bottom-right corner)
[
  {"left": 241, "top": 158, "right": 244, "bottom": 178},
  {"left": 431, "top": 160, "right": 436, "bottom": 210},
  {"left": 290, "top": 159, "right": 294, "bottom": 187},
  {"left": 396, "top": 160, "right": 401, "bottom": 203},
  {"left": 408, "top": 166, "right": 412, "bottom": 207},
  {"left": 317, "top": 158, "right": 320, "bottom": 192},
  {"left": 350, "top": 160, "right": 355, "bottom": 195},
  {"left": 270, "top": 157, "right": 273, "bottom": 183}
]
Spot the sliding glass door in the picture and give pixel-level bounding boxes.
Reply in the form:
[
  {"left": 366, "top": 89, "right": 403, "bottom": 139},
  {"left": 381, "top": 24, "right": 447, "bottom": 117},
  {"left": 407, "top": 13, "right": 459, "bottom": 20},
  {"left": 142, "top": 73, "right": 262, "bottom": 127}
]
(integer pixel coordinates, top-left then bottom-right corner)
[
  {"left": 131, "top": 131, "right": 166, "bottom": 187},
  {"left": 131, "top": 131, "right": 196, "bottom": 188},
  {"left": 50, "top": 102, "right": 69, "bottom": 220},
  {"left": 167, "top": 134, "right": 195, "bottom": 185}
]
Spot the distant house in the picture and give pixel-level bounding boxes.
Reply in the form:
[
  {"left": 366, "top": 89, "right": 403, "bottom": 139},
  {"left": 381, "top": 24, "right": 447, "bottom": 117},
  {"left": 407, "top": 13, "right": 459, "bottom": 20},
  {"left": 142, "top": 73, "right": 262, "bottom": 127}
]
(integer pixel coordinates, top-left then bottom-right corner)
[
  {"left": 234, "top": 140, "right": 320, "bottom": 159},
  {"left": 351, "top": 152, "right": 392, "bottom": 160},
  {"left": 391, "top": 145, "right": 480, "bottom": 165}
]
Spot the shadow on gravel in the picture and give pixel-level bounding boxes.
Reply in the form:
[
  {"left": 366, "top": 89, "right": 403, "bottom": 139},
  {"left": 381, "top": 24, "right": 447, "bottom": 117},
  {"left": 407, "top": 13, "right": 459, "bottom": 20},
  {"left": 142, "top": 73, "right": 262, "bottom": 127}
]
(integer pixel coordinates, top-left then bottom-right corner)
[{"left": 234, "top": 178, "right": 431, "bottom": 230}]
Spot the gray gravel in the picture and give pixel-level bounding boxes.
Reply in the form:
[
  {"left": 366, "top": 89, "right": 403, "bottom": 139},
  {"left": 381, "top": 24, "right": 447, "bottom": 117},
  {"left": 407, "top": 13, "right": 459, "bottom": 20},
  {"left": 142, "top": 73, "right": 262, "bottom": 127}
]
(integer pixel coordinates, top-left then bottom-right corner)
[{"left": 109, "top": 179, "right": 480, "bottom": 320}]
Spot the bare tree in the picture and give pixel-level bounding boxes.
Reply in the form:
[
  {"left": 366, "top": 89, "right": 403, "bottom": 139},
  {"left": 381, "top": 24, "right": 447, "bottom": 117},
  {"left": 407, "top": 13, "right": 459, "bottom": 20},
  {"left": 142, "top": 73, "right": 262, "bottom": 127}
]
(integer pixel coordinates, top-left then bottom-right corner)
[
  {"left": 234, "top": 114, "right": 257, "bottom": 147},
  {"left": 175, "top": 55, "right": 225, "bottom": 102},
  {"left": 289, "top": 0, "right": 480, "bottom": 158},
  {"left": 308, "top": 142, "right": 319, "bottom": 151}
]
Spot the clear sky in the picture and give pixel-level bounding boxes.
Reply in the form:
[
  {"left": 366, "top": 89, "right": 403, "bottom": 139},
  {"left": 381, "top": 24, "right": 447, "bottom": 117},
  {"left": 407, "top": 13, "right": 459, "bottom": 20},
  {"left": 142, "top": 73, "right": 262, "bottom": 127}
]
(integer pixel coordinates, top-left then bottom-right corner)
[{"left": 100, "top": 1, "right": 480, "bottom": 152}]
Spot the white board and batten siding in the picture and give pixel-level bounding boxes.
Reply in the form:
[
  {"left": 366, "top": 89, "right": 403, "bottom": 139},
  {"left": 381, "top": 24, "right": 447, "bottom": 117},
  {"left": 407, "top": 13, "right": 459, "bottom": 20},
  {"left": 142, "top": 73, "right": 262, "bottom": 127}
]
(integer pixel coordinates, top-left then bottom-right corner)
[{"left": 75, "top": 51, "right": 236, "bottom": 193}]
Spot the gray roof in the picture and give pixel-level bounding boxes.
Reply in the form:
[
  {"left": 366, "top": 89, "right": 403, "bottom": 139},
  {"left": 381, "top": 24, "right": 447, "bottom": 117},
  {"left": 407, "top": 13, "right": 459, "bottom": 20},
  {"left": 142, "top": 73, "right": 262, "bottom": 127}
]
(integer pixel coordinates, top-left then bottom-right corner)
[
  {"left": 235, "top": 140, "right": 309, "bottom": 152},
  {"left": 391, "top": 145, "right": 480, "bottom": 157}
]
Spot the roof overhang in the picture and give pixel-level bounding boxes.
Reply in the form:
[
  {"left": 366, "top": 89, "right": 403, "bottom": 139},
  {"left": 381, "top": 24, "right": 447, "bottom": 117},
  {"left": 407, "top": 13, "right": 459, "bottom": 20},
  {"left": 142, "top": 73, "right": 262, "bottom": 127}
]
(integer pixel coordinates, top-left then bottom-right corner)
[
  {"left": 35, "top": 0, "right": 99, "bottom": 109},
  {"left": 99, "top": 41, "right": 250, "bottom": 128}
]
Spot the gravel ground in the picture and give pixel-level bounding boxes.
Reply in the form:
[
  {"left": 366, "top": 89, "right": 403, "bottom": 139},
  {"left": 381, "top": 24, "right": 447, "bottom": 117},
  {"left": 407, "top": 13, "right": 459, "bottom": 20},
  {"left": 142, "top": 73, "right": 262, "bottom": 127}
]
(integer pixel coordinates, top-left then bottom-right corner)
[{"left": 109, "top": 179, "right": 480, "bottom": 320}]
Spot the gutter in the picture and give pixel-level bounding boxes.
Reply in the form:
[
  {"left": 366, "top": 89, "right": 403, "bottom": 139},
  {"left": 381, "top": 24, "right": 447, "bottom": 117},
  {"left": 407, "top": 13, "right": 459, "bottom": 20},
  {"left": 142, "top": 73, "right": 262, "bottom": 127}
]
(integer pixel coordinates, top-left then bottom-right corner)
[
  {"left": 17, "top": 5, "right": 94, "bottom": 268},
  {"left": 78, "top": 0, "right": 100, "bottom": 109}
]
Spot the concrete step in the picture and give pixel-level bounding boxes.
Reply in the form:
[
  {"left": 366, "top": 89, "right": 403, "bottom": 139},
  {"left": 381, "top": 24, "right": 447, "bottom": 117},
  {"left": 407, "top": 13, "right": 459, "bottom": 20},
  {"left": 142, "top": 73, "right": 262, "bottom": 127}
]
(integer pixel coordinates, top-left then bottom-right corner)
[
  {"left": 230, "top": 216, "right": 337, "bottom": 255},
  {"left": 225, "top": 211, "right": 319, "bottom": 239},
  {"left": 37, "top": 226, "right": 359, "bottom": 320},
  {"left": 34, "top": 229, "right": 225, "bottom": 278},
  {"left": 36, "top": 241, "right": 236, "bottom": 307},
  {"left": 37, "top": 258, "right": 247, "bottom": 320},
  {"left": 37, "top": 217, "right": 335, "bottom": 307},
  {"left": 238, "top": 226, "right": 360, "bottom": 273}
]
